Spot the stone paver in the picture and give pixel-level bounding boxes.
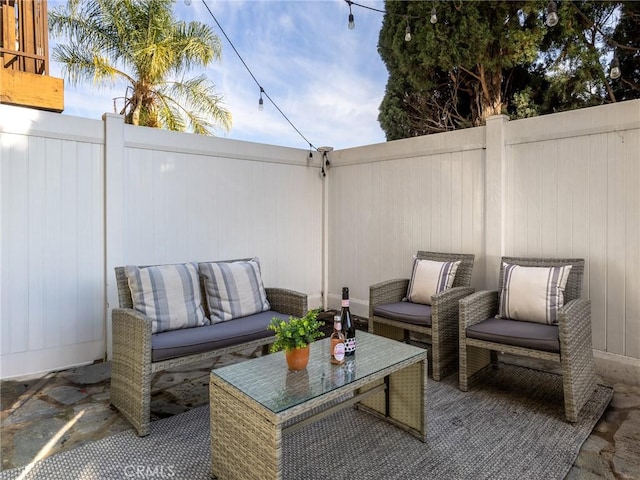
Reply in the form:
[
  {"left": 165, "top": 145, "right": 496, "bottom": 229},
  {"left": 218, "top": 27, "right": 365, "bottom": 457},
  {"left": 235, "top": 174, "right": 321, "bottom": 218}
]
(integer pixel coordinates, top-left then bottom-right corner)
[
  {"left": 45, "top": 386, "right": 89, "bottom": 405},
  {"left": 610, "top": 391, "right": 640, "bottom": 410},
  {"left": 11, "top": 417, "right": 69, "bottom": 467},
  {"left": 612, "top": 410, "right": 640, "bottom": 480},
  {"left": 580, "top": 434, "right": 612, "bottom": 454},
  {"left": 72, "top": 403, "right": 120, "bottom": 435},
  {"left": 1, "top": 398, "right": 59, "bottom": 427},
  {"left": 151, "top": 371, "right": 209, "bottom": 393},
  {"left": 59, "top": 362, "right": 111, "bottom": 385}
]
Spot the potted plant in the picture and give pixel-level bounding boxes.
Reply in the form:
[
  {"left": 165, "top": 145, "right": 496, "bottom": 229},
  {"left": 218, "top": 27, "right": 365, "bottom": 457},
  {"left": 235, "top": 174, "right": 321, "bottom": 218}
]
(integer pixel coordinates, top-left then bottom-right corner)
[{"left": 268, "top": 308, "right": 324, "bottom": 370}]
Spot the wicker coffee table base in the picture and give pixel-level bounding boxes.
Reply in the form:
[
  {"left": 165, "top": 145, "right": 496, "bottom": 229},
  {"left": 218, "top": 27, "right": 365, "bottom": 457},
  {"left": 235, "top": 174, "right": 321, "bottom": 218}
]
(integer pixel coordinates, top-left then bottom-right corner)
[{"left": 210, "top": 358, "right": 427, "bottom": 480}]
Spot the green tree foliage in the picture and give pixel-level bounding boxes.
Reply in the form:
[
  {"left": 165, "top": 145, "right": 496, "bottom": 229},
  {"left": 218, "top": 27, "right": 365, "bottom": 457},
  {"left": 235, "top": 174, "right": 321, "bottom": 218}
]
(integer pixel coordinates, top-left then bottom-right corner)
[
  {"left": 49, "top": 0, "right": 231, "bottom": 135},
  {"left": 611, "top": 1, "right": 640, "bottom": 100},
  {"left": 378, "top": 0, "right": 639, "bottom": 140}
]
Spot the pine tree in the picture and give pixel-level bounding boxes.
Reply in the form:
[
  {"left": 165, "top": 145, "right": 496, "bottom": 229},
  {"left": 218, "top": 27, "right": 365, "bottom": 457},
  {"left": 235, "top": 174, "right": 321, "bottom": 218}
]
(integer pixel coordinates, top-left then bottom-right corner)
[
  {"left": 611, "top": 2, "right": 640, "bottom": 101},
  {"left": 377, "top": 0, "right": 637, "bottom": 140}
]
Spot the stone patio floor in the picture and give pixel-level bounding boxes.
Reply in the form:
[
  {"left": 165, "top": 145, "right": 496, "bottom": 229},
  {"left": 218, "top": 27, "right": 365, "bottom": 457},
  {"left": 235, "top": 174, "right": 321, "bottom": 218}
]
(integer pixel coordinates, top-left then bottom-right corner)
[{"left": 1, "top": 343, "right": 639, "bottom": 479}]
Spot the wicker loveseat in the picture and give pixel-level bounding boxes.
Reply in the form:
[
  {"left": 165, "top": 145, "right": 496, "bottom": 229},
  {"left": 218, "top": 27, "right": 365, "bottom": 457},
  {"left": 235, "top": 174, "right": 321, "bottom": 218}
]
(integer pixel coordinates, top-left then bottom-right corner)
[{"left": 111, "top": 259, "right": 307, "bottom": 436}]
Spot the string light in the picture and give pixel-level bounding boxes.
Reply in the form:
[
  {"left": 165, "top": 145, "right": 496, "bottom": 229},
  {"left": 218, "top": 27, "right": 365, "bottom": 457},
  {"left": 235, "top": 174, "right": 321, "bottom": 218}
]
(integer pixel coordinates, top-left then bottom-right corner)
[
  {"left": 344, "top": 0, "right": 439, "bottom": 42},
  {"left": 347, "top": 1, "right": 355, "bottom": 30},
  {"left": 546, "top": 1, "right": 559, "bottom": 27},
  {"left": 189, "top": 0, "right": 318, "bottom": 154},
  {"left": 321, "top": 151, "right": 329, "bottom": 177},
  {"left": 609, "top": 55, "right": 621, "bottom": 80},
  {"left": 345, "top": 0, "right": 629, "bottom": 85}
]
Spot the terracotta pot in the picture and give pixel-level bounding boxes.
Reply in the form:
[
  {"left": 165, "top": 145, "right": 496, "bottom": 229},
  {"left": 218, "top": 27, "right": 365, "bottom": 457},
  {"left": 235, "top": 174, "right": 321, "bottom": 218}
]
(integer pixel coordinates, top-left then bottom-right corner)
[{"left": 285, "top": 345, "right": 310, "bottom": 371}]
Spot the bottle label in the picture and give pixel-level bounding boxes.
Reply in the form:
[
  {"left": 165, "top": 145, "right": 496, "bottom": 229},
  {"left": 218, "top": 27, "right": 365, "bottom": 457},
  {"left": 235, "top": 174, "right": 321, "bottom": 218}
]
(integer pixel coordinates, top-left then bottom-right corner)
[
  {"left": 345, "top": 337, "right": 356, "bottom": 354},
  {"left": 333, "top": 343, "right": 345, "bottom": 361},
  {"left": 342, "top": 299, "right": 349, "bottom": 307}
]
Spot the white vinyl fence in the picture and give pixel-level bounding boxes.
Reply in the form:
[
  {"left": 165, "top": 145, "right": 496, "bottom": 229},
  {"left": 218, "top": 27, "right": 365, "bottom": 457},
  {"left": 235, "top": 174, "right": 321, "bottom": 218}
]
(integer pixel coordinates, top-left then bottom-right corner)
[
  {"left": 1, "top": 107, "right": 324, "bottom": 378},
  {"left": 1, "top": 100, "right": 639, "bottom": 380},
  {"left": 328, "top": 101, "right": 640, "bottom": 374}
]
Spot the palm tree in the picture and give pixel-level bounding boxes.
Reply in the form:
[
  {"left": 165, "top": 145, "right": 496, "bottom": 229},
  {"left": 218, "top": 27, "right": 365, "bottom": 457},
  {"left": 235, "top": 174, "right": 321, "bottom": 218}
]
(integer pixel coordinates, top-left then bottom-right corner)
[{"left": 49, "top": 0, "right": 231, "bottom": 135}]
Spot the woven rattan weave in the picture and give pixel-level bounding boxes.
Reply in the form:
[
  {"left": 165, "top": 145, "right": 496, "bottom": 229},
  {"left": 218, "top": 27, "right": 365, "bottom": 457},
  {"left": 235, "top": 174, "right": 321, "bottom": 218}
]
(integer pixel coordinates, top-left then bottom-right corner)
[
  {"left": 111, "top": 262, "right": 307, "bottom": 437},
  {"left": 369, "top": 251, "right": 475, "bottom": 381},
  {"left": 458, "top": 257, "right": 597, "bottom": 422},
  {"left": 210, "top": 331, "right": 427, "bottom": 480}
]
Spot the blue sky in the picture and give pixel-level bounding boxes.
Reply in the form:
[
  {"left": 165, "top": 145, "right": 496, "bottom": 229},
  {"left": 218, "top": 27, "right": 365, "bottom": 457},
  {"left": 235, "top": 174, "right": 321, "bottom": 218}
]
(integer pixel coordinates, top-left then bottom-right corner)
[{"left": 48, "top": 0, "right": 389, "bottom": 150}]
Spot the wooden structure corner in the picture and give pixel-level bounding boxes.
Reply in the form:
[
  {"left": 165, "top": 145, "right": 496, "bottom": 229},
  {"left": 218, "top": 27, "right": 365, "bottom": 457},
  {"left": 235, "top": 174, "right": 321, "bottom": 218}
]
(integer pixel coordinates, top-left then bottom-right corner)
[{"left": 1, "top": 0, "right": 64, "bottom": 112}]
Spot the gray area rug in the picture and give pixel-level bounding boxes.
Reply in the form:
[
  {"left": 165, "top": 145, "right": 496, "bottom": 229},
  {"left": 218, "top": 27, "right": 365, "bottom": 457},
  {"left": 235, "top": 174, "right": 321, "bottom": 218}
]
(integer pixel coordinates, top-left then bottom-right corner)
[{"left": 1, "top": 364, "right": 612, "bottom": 480}]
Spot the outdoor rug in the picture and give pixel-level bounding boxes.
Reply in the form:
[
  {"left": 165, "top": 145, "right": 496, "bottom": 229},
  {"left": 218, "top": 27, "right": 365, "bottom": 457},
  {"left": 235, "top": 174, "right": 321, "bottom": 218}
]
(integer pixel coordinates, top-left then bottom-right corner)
[{"left": 1, "top": 363, "right": 612, "bottom": 480}]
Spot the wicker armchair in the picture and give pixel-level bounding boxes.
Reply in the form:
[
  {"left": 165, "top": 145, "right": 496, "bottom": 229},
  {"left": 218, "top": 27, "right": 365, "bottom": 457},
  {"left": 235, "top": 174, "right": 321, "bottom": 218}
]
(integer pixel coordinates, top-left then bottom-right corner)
[
  {"left": 369, "top": 251, "right": 475, "bottom": 381},
  {"left": 459, "top": 257, "right": 596, "bottom": 422},
  {"left": 111, "top": 263, "right": 307, "bottom": 436}
]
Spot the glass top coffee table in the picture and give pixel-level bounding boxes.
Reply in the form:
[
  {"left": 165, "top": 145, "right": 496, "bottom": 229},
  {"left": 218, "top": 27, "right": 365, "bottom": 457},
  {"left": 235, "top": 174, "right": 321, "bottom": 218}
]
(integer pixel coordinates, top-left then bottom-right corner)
[{"left": 209, "top": 330, "right": 427, "bottom": 480}]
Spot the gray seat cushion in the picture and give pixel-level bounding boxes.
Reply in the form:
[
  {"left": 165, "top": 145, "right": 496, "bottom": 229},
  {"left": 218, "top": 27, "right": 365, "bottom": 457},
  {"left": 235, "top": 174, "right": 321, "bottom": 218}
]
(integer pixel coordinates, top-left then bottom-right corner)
[
  {"left": 151, "top": 310, "right": 287, "bottom": 362},
  {"left": 466, "top": 317, "right": 560, "bottom": 352},
  {"left": 372, "top": 302, "right": 432, "bottom": 327}
]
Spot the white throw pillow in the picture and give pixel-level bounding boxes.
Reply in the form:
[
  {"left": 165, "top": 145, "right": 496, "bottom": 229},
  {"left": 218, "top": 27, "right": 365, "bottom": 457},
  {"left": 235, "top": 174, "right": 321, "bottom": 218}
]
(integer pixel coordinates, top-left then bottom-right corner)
[
  {"left": 125, "top": 263, "right": 208, "bottom": 333},
  {"left": 498, "top": 263, "right": 572, "bottom": 325},
  {"left": 406, "top": 258, "right": 461, "bottom": 305},
  {"left": 199, "top": 258, "right": 271, "bottom": 323}
]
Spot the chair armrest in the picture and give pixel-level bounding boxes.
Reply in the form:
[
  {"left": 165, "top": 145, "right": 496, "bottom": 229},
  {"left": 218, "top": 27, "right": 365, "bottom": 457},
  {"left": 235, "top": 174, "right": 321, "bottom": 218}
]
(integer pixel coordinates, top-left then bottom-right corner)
[
  {"left": 111, "top": 308, "right": 153, "bottom": 366},
  {"left": 112, "top": 307, "right": 153, "bottom": 342},
  {"left": 432, "top": 286, "right": 476, "bottom": 307},
  {"left": 111, "top": 307, "right": 153, "bottom": 371},
  {"left": 369, "top": 278, "right": 410, "bottom": 311},
  {"left": 265, "top": 288, "right": 308, "bottom": 318},
  {"left": 558, "top": 298, "right": 591, "bottom": 347},
  {"left": 557, "top": 298, "right": 596, "bottom": 421},
  {"left": 431, "top": 286, "right": 475, "bottom": 324},
  {"left": 459, "top": 290, "right": 499, "bottom": 329}
]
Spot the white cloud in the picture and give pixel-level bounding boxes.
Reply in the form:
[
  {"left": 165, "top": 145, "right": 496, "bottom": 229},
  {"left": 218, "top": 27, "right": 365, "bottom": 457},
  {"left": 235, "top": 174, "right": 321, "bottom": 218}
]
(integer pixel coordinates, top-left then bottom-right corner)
[{"left": 51, "top": 0, "right": 388, "bottom": 149}]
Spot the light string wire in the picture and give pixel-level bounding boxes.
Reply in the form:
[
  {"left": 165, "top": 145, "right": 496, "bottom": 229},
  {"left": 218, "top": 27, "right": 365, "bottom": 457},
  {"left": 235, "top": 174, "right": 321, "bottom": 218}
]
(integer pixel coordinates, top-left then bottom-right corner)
[
  {"left": 345, "top": 0, "right": 428, "bottom": 19},
  {"left": 345, "top": 0, "right": 628, "bottom": 79},
  {"left": 201, "top": 0, "right": 318, "bottom": 153}
]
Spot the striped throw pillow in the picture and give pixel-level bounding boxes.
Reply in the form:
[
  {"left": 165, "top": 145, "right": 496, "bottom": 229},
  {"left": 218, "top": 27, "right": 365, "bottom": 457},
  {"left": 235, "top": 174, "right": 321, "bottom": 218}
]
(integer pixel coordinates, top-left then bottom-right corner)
[
  {"left": 125, "top": 263, "right": 208, "bottom": 333},
  {"left": 498, "top": 263, "right": 573, "bottom": 325},
  {"left": 406, "top": 258, "right": 461, "bottom": 306},
  {"left": 199, "top": 258, "right": 271, "bottom": 323}
]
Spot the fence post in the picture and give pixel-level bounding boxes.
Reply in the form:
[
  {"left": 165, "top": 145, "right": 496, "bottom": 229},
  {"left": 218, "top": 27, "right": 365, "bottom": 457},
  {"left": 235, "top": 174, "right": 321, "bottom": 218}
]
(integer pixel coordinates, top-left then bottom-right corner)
[
  {"left": 103, "top": 113, "right": 125, "bottom": 360},
  {"left": 484, "top": 114, "right": 509, "bottom": 287}
]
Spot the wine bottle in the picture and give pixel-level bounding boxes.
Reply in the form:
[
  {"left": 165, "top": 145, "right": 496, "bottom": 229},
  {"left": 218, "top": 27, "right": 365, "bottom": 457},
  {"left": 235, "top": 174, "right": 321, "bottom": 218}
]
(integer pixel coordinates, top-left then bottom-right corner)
[
  {"left": 330, "top": 315, "right": 345, "bottom": 365},
  {"left": 341, "top": 287, "right": 356, "bottom": 356}
]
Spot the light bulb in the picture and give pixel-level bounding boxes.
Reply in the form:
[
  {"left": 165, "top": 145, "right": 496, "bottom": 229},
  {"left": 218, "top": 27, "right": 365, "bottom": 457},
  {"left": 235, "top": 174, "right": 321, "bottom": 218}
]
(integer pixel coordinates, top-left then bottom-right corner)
[
  {"left": 430, "top": 8, "right": 437, "bottom": 24},
  {"left": 610, "top": 66, "right": 621, "bottom": 79},
  {"left": 405, "top": 25, "right": 411, "bottom": 42},
  {"left": 610, "top": 57, "right": 621, "bottom": 80},
  {"left": 348, "top": 13, "right": 355, "bottom": 30},
  {"left": 546, "top": 1, "right": 558, "bottom": 27},
  {"left": 258, "top": 97, "right": 264, "bottom": 111}
]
